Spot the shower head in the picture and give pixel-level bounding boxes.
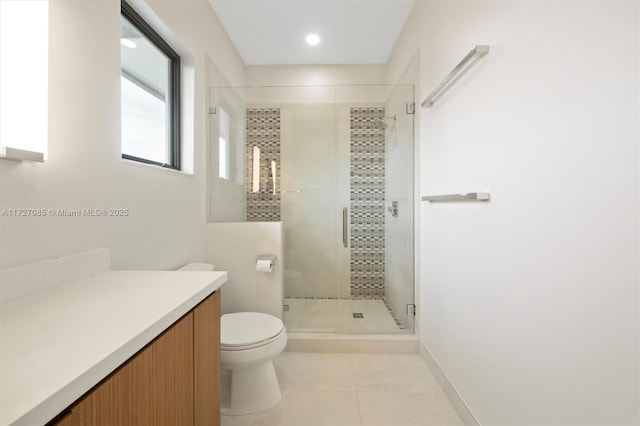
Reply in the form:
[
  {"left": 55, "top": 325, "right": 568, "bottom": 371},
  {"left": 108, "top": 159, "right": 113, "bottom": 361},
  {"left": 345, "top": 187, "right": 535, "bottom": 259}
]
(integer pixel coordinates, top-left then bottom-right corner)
[{"left": 374, "top": 115, "right": 396, "bottom": 130}]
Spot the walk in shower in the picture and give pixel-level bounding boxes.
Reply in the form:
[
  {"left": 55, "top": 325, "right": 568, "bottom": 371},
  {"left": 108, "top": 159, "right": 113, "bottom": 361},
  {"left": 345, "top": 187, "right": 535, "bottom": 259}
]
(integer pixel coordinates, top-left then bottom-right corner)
[{"left": 209, "top": 84, "right": 415, "bottom": 334}]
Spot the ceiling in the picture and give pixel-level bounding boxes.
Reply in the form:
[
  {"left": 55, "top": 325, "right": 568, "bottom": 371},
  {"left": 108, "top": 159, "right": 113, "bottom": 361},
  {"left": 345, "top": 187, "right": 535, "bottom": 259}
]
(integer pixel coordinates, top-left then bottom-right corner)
[{"left": 207, "top": 0, "right": 415, "bottom": 65}]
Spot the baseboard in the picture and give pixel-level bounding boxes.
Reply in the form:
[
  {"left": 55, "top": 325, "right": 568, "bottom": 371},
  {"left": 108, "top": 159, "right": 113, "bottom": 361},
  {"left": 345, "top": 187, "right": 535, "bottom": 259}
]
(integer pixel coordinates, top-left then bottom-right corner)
[{"left": 419, "top": 342, "right": 480, "bottom": 426}]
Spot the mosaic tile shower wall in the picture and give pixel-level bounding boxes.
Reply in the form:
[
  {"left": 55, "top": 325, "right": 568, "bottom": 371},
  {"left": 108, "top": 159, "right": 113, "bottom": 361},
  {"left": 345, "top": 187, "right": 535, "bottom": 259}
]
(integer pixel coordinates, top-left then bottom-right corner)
[
  {"left": 246, "top": 108, "right": 281, "bottom": 221},
  {"left": 350, "top": 107, "right": 386, "bottom": 297}
]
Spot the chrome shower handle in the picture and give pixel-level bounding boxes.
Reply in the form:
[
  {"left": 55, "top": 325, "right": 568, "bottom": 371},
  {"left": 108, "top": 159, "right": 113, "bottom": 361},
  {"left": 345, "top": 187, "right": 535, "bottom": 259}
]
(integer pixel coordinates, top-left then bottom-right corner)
[{"left": 342, "top": 207, "right": 348, "bottom": 248}]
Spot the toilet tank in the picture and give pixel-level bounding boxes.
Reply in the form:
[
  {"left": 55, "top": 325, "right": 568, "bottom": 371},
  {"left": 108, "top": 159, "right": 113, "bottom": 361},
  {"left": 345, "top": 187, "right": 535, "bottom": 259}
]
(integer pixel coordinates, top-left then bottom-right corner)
[{"left": 178, "top": 263, "right": 215, "bottom": 271}]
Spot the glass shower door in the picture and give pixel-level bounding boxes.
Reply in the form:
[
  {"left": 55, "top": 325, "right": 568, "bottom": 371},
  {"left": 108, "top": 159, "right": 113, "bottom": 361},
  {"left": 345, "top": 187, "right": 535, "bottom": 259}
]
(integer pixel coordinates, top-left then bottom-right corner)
[{"left": 279, "top": 86, "right": 340, "bottom": 332}]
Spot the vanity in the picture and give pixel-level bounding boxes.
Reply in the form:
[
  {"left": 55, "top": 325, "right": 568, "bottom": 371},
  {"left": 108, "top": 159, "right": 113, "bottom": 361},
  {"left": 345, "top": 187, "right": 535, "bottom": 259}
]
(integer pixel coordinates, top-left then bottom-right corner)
[{"left": 0, "top": 251, "right": 227, "bottom": 426}]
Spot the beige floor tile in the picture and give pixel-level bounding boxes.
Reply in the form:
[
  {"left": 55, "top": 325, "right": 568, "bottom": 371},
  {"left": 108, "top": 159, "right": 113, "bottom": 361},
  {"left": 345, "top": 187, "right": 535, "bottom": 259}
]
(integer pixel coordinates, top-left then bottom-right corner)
[
  {"left": 347, "top": 300, "right": 390, "bottom": 315},
  {"left": 351, "top": 354, "right": 445, "bottom": 394},
  {"left": 299, "top": 312, "right": 337, "bottom": 331},
  {"left": 337, "top": 312, "right": 400, "bottom": 334},
  {"left": 285, "top": 339, "right": 352, "bottom": 353},
  {"left": 274, "top": 352, "right": 356, "bottom": 391},
  {"left": 332, "top": 299, "right": 386, "bottom": 315},
  {"left": 349, "top": 340, "right": 419, "bottom": 354},
  {"left": 357, "top": 391, "right": 463, "bottom": 426},
  {"left": 221, "top": 352, "right": 463, "bottom": 426},
  {"left": 304, "top": 299, "right": 338, "bottom": 313},
  {"left": 221, "top": 390, "right": 362, "bottom": 426}
]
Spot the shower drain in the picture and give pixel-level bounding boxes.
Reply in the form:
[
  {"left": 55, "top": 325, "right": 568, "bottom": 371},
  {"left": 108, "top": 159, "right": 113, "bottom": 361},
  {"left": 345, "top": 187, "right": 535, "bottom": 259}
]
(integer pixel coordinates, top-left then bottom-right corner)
[{"left": 352, "top": 313, "right": 364, "bottom": 318}]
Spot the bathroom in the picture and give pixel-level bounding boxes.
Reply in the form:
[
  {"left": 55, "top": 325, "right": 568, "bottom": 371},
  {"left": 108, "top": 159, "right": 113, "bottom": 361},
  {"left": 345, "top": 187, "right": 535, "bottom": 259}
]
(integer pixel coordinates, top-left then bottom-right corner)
[{"left": 0, "top": 0, "right": 638, "bottom": 425}]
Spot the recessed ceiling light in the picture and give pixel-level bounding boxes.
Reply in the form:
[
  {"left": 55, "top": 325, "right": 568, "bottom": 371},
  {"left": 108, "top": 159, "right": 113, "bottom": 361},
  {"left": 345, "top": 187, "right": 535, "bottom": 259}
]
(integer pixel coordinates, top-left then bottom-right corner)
[
  {"left": 120, "top": 38, "right": 137, "bottom": 48},
  {"left": 305, "top": 34, "right": 320, "bottom": 46}
]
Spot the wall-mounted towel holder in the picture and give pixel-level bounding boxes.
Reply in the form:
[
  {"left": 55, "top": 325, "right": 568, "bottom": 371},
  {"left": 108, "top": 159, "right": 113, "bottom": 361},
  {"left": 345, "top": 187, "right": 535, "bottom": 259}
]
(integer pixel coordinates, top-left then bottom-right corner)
[
  {"left": 422, "top": 192, "right": 490, "bottom": 202},
  {"left": 421, "top": 45, "right": 490, "bottom": 108}
]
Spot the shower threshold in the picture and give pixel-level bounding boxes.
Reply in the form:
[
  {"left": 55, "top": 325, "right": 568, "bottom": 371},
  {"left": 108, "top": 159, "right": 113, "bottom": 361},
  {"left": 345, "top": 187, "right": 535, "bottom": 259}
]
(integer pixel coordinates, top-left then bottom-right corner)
[{"left": 283, "top": 297, "right": 411, "bottom": 335}]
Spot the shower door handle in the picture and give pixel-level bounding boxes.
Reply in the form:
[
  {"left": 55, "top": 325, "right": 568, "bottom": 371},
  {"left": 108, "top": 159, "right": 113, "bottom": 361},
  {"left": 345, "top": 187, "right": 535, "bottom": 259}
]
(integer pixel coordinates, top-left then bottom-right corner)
[{"left": 342, "top": 207, "right": 348, "bottom": 248}]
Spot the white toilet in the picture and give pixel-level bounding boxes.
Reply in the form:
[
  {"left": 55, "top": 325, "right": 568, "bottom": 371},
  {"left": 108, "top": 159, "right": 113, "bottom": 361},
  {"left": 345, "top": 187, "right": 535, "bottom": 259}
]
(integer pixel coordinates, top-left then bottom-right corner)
[
  {"left": 178, "top": 263, "right": 287, "bottom": 415},
  {"left": 221, "top": 311, "right": 287, "bottom": 415}
]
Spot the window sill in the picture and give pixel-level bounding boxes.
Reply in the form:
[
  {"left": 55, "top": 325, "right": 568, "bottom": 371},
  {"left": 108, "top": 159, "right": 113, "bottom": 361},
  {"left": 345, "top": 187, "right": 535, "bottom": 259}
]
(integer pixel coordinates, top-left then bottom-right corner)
[
  {"left": 0, "top": 147, "right": 44, "bottom": 163},
  {"left": 121, "top": 157, "right": 194, "bottom": 176}
]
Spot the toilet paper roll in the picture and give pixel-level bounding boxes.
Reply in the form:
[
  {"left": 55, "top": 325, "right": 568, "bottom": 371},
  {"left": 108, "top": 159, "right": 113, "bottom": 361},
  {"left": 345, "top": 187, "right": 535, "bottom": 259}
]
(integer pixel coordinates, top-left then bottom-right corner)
[{"left": 256, "top": 259, "right": 273, "bottom": 272}]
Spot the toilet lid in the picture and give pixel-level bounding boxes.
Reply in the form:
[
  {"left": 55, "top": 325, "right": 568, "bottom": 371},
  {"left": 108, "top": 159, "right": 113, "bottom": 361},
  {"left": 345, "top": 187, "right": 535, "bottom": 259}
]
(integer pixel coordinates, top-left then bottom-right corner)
[{"left": 221, "top": 312, "right": 284, "bottom": 347}]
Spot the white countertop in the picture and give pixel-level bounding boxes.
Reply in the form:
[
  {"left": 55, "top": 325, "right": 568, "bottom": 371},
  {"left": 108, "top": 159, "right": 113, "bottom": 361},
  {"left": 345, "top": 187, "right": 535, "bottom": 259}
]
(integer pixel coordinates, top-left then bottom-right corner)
[{"left": 0, "top": 270, "right": 227, "bottom": 426}]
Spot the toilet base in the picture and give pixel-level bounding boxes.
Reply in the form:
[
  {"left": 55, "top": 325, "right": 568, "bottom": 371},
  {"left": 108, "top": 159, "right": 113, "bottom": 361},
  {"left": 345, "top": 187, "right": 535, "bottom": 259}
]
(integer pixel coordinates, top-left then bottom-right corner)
[{"left": 221, "top": 360, "right": 282, "bottom": 416}]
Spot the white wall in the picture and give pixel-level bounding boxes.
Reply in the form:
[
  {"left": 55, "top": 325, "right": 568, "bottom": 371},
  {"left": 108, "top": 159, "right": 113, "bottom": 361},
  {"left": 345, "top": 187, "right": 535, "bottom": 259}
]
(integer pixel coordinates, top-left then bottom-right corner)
[
  {"left": 205, "top": 222, "right": 283, "bottom": 319},
  {"left": 246, "top": 64, "right": 386, "bottom": 87},
  {"left": 0, "top": 0, "right": 245, "bottom": 270},
  {"left": 388, "top": 0, "right": 639, "bottom": 424}
]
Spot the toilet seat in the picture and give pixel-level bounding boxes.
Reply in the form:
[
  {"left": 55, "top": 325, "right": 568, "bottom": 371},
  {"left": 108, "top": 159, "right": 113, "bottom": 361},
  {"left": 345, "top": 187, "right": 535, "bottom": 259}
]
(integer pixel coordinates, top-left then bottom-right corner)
[
  {"left": 221, "top": 312, "right": 284, "bottom": 351},
  {"left": 221, "top": 328, "right": 285, "bottom": 351}
]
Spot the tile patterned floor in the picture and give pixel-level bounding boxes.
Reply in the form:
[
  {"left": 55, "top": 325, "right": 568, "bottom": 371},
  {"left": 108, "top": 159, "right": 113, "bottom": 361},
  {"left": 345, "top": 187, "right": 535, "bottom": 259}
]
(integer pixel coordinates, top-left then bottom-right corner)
[
  {"left": 283, "top": 299, "right": 407, "bottom": 334},
  {"left": 221, "top": 352, "right": 463, "bottom": 426}
]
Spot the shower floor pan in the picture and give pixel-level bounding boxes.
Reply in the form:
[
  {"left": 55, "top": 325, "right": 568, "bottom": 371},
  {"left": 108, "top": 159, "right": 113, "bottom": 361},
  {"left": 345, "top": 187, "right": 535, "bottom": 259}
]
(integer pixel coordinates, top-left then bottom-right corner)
[{"left": 283, "top": 298, "right": 406, "bottom": 334}]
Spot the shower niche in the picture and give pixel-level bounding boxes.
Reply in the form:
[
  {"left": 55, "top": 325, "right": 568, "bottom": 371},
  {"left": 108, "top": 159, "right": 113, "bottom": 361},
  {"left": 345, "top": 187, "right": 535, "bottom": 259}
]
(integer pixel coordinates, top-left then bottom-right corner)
[{"left": 208, "top": 84, "right": 415, "bottom": 334}]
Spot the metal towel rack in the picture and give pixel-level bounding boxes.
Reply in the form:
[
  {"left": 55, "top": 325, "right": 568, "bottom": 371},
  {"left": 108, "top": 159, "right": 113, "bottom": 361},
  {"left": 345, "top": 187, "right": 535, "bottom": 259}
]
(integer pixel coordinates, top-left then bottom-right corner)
[
  {"left": 421, "top": 45, "right": 490, "bottom": 108},
  {"left": 422, "top": 192, "right": 490, "bottom": 202}
]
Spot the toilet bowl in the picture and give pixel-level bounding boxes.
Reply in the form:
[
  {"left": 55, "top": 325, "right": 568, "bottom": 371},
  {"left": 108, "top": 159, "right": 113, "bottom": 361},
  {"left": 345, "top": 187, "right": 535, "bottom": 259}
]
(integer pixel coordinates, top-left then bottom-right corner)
[
  {"left": 178, "top": 263, "right": 287, "bottom": 415},
  {"left": 221, "top": 312, "right": 287, "bottom": 415}
]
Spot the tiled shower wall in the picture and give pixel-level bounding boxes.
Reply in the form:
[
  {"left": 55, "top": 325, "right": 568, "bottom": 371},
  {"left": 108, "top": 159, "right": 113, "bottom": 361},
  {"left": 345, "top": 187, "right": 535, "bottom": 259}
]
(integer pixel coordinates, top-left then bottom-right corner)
[
  {"left": 246, "top": 108, "right": 281, "bottom": 221},
  {"left": 350, "top": 107, "right": 386, "bottom": 297}
]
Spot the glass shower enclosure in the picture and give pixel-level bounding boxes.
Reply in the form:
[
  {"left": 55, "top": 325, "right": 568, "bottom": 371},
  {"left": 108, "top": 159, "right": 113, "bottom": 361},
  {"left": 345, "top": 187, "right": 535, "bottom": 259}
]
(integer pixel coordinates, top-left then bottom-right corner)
[{"left": 209, "top": 84, "right": 415, "bottom": 334}]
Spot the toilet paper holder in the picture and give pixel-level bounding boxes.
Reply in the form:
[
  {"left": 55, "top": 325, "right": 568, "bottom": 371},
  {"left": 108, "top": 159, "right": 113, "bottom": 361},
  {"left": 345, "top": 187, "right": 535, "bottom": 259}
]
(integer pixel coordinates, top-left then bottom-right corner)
[{"left": 255, "top": 254, "right": 276, "bottom": 272}]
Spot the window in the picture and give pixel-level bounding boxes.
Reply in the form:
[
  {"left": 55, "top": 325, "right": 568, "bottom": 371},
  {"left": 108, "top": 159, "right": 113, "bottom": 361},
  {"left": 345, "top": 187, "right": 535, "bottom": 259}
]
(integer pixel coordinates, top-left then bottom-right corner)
[
  {"left": 120, "top": 1, "right": 180, "bottom": 169},
  {"left": 0, "top": 0, "right": 48, "bottom": 161}
]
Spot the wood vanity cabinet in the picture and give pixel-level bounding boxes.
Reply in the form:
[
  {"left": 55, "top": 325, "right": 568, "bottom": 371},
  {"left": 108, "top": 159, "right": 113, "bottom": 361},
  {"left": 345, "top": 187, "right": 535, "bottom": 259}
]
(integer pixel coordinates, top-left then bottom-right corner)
[{"left": 51, "top": 291, "right": 221, "bottom": 426}]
